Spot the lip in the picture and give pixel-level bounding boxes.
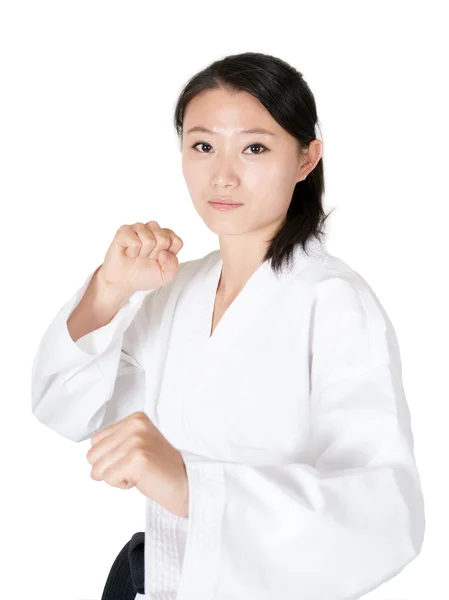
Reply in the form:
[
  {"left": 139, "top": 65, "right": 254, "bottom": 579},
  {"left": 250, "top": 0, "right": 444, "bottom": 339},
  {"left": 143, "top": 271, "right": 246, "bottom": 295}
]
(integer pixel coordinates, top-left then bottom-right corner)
[
  {"left": 208, "top": 198, "right": 243, "bottom": 205},
  {"left": 208, "top": 201, "right": 243, "bottom": 211}
]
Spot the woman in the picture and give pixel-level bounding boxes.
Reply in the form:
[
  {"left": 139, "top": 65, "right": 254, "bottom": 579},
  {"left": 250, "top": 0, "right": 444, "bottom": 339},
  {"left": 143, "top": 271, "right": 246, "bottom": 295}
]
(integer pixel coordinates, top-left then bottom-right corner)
[{"left": 31, "top": 52, "right": 425, "bottom": 600}]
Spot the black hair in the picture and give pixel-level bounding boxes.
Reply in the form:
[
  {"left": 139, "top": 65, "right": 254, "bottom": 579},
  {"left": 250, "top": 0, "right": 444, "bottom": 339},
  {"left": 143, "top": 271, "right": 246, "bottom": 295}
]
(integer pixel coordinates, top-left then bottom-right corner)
[{"left": 173, "top": 51, "right": 333, "bottom": 275}]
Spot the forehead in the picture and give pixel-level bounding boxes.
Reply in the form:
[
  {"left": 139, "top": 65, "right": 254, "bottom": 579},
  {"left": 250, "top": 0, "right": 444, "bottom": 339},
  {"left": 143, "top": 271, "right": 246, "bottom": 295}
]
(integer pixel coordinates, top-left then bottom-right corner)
[{"left": 183, "top": 88, "right": 284, "bottom": 138}]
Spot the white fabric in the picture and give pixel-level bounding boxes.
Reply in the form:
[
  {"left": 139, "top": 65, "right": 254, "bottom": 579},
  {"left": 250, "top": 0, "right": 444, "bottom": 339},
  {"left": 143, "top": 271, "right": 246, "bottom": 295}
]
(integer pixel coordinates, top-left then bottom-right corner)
[{"left": 31, "top": 237, "right": 425, "bottom": 600}]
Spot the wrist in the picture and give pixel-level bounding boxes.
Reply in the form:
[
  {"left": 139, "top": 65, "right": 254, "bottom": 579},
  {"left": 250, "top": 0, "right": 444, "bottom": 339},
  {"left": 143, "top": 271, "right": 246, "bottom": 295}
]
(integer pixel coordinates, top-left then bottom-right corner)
[{"left": 93, "top": 267, "right": 133, "bottom": 308}]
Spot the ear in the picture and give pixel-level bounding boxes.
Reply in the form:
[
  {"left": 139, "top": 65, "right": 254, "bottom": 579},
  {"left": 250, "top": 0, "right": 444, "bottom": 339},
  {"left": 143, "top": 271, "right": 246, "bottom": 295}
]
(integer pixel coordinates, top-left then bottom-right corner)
[{"left": 296, "top": 139, "right": 323, "bottom": 182}]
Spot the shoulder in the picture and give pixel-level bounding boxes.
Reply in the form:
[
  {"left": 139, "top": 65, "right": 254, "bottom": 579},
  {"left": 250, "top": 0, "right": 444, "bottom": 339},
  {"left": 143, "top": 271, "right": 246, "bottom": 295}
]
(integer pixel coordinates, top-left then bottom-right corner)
[
  {"left": 308, "top": 251, "right": 398, "bottom": 362},
  {"left": 290, "top": 244, "right": 380, "bottom": 312},
  {"left": 314, "top": 252, "right": 376, "bottom": 308}
]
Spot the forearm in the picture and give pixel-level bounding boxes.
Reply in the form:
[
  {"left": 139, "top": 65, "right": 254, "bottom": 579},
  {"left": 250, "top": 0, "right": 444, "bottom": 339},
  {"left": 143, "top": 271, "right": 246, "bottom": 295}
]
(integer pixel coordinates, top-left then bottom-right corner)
[{"left": 67, "top": 266, "right": 132, "bottom": 342}]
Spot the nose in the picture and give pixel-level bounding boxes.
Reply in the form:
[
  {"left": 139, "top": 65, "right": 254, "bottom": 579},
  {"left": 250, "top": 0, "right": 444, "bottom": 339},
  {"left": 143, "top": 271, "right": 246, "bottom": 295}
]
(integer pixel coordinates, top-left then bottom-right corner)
[{"left": 210, "top": 159, "right": 240, "bottom": 188}]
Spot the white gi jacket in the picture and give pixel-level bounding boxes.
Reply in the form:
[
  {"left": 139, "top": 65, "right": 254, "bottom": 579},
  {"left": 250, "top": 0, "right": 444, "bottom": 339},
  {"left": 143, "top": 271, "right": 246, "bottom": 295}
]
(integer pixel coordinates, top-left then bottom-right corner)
[{"left": 31, "top": 236, "right": 425, "bottom": 600}]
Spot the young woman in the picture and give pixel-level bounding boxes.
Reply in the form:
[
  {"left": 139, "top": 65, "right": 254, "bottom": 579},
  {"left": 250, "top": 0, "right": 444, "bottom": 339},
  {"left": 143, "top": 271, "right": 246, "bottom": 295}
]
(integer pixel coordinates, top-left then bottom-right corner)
[{"left": 31, "top": 52, "right": 425, "bottom": 600}]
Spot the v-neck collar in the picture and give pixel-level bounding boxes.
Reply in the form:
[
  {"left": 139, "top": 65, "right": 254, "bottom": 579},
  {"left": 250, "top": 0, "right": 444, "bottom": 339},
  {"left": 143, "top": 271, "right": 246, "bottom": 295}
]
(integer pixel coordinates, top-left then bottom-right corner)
[
  {"left": 158, "top": 235, "right": 327, "bottom": 420},
  {"left": 198, "top": 235, "right": 326, "bottom": 358},
  {"left": 204, "top": 251, "right": 270, "bottom": 342}
]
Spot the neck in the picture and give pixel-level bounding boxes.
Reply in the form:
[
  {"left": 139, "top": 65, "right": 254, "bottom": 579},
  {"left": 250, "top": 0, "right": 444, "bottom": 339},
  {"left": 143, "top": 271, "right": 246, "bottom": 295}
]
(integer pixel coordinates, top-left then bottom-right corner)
[{"left": 216, "top": 239, "right": 268, "bottom": 302}]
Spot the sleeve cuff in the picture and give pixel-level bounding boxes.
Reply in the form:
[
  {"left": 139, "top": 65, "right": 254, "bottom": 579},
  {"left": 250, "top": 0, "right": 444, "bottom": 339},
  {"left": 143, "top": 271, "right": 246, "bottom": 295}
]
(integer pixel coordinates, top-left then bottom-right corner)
[
  {"left": 33, "top": 266, "right": 154, "bottom": 376},
  {"left": 177, "top": 451, "right": 226, "bottom": 597},
  {"left": 74, "top": 288, "right": 150, "bottom": 355}
]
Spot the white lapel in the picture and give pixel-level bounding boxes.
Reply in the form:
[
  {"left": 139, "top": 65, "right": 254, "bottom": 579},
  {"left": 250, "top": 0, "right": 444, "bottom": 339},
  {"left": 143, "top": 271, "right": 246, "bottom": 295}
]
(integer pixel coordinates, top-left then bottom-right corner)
[
  {"left": 182, "top": 236, "right": 327, "bottom": 400},
  {"left": 154, "top": 236, "right": 327, "bottom": 445}
]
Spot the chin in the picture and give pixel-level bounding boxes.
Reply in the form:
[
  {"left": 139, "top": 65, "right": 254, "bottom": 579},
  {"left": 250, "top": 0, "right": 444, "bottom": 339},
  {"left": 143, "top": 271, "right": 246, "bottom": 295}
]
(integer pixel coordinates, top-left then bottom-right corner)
[
  {"left": 193, "top": 204, "right": 250, "bottom": 232},
  {"left": 205, "top": 221, "right": 253, "bottom": 236}
]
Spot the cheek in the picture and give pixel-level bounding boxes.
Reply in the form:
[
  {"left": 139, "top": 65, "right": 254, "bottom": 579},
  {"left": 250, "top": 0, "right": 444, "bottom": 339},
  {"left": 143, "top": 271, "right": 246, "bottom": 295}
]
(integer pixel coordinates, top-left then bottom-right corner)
[
  {"left": 247, "top": 160, "right": 282, "bottom": 185},
  {"left": 250, "top": 172, "right": 294, "bottom": 218},
  {"left": 250, "top": 163, "right": 289, "bottom": 195},
  {"left": 267, "top": 164, "right": 297, "bottom": 199},
  {"left": 182, "top": 160, "right": 207, "bottom": 192},
  {"left": 254, "top": 194, "right": 290, "bottom": 222},
  {"left": 181, "top": 158, "right": 191, "bottom": 183}
]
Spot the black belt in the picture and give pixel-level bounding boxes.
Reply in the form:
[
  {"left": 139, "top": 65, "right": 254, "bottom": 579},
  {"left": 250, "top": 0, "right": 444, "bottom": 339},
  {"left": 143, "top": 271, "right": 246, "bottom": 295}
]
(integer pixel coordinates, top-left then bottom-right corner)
[{"left": 101, "top": 531, "right": 145, "bottom": 599}]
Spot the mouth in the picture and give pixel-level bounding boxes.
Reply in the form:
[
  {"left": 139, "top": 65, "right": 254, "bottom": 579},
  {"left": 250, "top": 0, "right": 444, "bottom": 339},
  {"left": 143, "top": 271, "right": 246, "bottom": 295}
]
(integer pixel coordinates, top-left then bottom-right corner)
[
  {"left": 208, "top": 198, "right": 243, "bottom": 205},
  {"left": 208, "top": 201, "right": 244, "bottom": 211}
]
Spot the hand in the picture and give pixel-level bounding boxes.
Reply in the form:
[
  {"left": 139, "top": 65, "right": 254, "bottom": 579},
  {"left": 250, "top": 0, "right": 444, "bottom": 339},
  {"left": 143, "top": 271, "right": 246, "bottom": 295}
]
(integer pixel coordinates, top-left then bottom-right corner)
[
  {"left": 86, "top": 412, "right": 189, "bottom": 517},
  {"left": 99, "top": 220, "right": 183, "bottom": 295}
]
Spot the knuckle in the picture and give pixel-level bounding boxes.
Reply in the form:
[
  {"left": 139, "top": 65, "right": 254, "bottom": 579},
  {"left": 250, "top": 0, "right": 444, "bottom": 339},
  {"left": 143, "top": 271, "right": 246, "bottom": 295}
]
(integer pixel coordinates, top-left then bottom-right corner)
[
  {"left": 134, "top": 224, "right": 156, "bottom": 248},
  {"left": 157, "top": 234, "right": 172, "bottom": 248},
  {"left": 163, "top": 228, "right": 183, "bottom": 249},
  {"left": 130, "top": 412, "right": 148, "bottom": 430}
]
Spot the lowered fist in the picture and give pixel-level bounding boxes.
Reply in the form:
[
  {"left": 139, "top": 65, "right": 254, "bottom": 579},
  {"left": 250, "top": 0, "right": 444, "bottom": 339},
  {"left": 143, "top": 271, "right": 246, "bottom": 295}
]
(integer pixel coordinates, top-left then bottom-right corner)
[{"left": 86, "top": 412, "right": 189, "bottom": 517}]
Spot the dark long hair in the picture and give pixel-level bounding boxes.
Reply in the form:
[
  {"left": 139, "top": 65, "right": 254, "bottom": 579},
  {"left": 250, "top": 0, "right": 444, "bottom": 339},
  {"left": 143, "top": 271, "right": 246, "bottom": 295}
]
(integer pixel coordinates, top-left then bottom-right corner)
[{"left": 173, "top": 52, "right": 333, "bottom": 275}]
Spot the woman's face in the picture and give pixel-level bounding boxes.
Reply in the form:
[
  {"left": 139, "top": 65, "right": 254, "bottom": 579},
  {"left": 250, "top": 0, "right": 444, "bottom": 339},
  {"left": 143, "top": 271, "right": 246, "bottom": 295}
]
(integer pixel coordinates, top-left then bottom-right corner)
[{"left": 181, "top": 88, "right": 312, "bottom": 238}]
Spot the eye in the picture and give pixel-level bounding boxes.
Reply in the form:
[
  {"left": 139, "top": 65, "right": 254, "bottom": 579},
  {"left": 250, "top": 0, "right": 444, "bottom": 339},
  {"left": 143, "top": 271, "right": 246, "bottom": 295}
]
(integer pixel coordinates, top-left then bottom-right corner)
[
  {"left": 243, "top": 143, "right": 268, "bottom": 155},
  {"left": 191, "top": 142, "right": 269, "bottom": 155}
]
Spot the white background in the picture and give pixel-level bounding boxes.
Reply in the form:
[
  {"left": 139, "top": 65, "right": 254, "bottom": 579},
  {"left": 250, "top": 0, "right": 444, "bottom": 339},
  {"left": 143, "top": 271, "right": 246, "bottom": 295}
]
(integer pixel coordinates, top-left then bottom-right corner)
[{"left": 1, "top": 1, "right": 446, "bottom": 599}]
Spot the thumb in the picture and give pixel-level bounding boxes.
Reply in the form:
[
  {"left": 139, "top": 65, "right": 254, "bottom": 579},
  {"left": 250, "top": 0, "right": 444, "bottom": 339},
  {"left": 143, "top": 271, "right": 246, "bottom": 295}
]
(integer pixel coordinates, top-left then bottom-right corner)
[
  {"left": 158, "top": 249, "right": 178, "bottom": 276},
  {"left": 159, "top": 249, "right": 171, "bottom": 264}
]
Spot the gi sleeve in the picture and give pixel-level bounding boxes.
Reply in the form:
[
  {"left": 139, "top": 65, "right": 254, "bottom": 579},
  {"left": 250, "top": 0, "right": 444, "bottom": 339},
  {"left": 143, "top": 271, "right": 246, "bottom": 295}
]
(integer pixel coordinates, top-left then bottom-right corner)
[
  {"left": 30, "top": 264, "right": 159, "bottom": 443},
  {"left": 177, "top": 274, "right": 426, "bottom": 600}
]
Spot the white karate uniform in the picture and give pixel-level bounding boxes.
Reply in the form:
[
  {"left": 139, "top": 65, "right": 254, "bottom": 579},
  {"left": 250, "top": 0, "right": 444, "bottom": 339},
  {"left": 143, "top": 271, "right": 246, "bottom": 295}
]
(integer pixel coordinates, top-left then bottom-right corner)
[{"left": 31, "top": 235, "right": 425, "bottom": 600}]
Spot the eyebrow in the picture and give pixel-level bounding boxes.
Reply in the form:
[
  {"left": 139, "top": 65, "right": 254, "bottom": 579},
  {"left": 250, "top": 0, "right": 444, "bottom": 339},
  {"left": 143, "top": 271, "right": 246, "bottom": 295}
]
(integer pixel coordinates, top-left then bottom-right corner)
[{"left": 185, "top": 125, "right": 276, "bottom": 136}]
